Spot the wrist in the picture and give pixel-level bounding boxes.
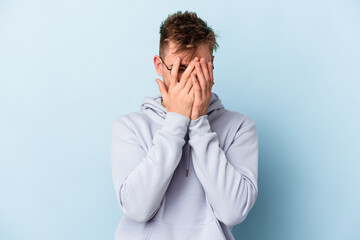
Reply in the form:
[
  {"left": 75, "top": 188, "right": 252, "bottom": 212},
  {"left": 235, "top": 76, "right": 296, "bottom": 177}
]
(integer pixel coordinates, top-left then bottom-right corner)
[{"left": 191, "top": 111, "right": 206, "bottom": 120}]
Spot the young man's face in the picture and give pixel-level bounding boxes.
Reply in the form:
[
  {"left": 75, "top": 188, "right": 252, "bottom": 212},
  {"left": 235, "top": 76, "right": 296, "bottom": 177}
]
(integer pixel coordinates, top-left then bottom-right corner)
[{"left": 154, "top": 41, "right": 214, "bottom": 90}]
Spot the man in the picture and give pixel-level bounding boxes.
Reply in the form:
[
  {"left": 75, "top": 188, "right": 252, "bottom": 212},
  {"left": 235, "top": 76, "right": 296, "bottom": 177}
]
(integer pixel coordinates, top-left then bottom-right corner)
[{"left": 111, "top": 10, "right": 258, "bottom": 240}]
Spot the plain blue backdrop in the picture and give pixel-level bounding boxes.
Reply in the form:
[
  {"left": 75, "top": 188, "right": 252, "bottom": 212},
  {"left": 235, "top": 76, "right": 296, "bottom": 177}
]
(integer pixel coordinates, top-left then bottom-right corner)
[{"left": 1, "top": 0, "right": 359, "bottom": 239}]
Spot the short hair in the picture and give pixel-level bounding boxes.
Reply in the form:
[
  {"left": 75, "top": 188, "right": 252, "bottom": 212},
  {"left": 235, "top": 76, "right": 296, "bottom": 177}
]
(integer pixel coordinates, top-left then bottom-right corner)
[{"left": 159, "top": 10, "right": 219, "bottom": 62}]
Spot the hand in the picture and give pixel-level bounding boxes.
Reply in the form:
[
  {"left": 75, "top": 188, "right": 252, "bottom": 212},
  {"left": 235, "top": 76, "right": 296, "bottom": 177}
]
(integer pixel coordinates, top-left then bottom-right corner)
[
  {"left": 190, "top": 57, "right": 214, "bottom": 120},
  {"left": 155, "top": 57, "right": 199, "bottom": 119}
]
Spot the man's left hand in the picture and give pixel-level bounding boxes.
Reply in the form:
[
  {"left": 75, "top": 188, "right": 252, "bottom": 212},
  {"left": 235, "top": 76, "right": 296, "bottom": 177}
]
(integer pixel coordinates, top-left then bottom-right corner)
[{"left": 190, "top": 57, "right": 214, "bottom": 120}]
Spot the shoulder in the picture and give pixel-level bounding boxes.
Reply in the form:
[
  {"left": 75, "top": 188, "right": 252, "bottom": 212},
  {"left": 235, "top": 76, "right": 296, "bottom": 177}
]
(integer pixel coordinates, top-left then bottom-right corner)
[
  {"left": 211, "top": 108, "right": 256, "bottom": 130},
  {"left": 111, "top": 111, "right": 148, "bottom": 133},
  {"left": 229, "top": 110, "right": 256, "bottom": 125}
]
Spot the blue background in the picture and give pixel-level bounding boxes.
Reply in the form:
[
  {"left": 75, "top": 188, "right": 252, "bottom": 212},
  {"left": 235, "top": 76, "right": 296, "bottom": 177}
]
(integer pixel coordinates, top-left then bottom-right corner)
[{"left": 1, "top": 0, "right": 359, "bottom": 239}]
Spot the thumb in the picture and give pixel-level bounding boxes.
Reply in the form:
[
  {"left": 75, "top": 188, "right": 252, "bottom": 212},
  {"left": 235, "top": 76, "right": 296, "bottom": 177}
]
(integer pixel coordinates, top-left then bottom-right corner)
[{"left": 155, "top": 78, "right": 167, "bottom": 97}]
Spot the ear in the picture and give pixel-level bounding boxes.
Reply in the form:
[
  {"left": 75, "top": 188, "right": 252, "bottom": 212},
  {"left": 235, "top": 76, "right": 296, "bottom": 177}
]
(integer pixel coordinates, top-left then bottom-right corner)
[{"left": 154, "top": 55, "right": 163, "bottom": 77}]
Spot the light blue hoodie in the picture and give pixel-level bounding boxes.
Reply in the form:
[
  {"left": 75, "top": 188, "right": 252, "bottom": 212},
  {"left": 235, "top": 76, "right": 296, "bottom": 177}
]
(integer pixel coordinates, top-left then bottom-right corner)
[{"left": 110, "top": 92, "right": 258, "bottom": 240}]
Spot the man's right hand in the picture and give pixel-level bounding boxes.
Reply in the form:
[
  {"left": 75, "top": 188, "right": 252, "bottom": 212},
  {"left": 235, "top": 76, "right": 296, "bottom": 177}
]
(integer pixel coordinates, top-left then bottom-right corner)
[{"left": 155, "top": 56, "right": 198, "bottom": 119}]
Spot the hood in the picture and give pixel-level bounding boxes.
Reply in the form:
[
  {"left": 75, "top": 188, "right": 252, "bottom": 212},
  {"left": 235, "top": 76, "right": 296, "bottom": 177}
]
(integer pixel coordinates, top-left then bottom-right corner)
[{"left": 140, "top": 91, "right": 224, "bottom": 119}]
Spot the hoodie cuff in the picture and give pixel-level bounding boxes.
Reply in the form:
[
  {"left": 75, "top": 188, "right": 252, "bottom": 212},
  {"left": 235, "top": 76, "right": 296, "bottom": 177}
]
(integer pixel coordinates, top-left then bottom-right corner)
[
  {"left": 188, "top": 114, "right": 212, "bottom": 139},
  {"left": 161, "top": 112, "right": 190, "bottom": 138}
]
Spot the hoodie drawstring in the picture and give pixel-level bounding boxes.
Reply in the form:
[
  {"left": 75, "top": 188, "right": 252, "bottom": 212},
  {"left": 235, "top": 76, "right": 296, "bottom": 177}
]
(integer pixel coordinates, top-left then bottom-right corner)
[
  {"left": 186, "top": 137, "right": 190, "bottom": 177},
  {"left": 186, "top": 147, "right": 190, "bottom": 177}
]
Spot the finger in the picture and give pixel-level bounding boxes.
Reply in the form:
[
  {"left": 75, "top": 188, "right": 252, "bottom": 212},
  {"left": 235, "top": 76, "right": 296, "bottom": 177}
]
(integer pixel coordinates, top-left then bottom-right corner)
[
  {"left": 195, "top": 61, "right": 207, "bottom": 94},
  {"left": 208, "top": 61, "right": 214, "bottom": 86},
  {"left": 189, "top": 84, "right": 194, "bottom": 99},
  {"left": 200, "top": 58, "right": 210, "bottom": 85},
  {"left": 192, "top": 73, "right": 202, "bottom": 98},
  {"left": 170, "top": 57, "right": 181, "bottom": 85},
  {"left": 155, "top": 78, "right": 167, "bottom": 99},
  {"left": 186, "top": 69, "right": 197, "bottom": 90},
  {"left": 184, "top": 72, "right": 194, "bottom": 93},
  {"left": 207, "top": 62, "right": 214, "bottom": 90},
  {"left": 179, "top": 57, "right": 198, "bottom": 87}
]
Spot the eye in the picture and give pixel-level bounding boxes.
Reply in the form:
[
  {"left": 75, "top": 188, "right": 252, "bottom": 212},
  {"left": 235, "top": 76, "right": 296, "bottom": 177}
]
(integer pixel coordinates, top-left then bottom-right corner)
[{"left": 178, "top": 67, "right": 187, "bottom": 72}]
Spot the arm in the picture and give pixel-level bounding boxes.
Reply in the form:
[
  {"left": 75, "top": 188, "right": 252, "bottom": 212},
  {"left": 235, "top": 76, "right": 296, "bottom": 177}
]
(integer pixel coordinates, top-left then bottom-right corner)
[
  {"left": 188, "top": 115, "right": 258, "bottom": 227},
  {"left": 110, "top": 112, "right": 190, "bottom": 223}
]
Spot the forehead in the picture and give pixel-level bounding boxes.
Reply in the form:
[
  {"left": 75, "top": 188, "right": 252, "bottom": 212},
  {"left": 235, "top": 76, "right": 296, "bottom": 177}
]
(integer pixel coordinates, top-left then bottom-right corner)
[{"left": 164, "top": 41, "right": 212, "bottom": 64}]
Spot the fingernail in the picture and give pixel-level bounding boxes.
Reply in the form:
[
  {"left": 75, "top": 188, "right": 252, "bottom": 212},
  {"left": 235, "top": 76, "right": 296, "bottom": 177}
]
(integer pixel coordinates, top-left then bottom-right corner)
[
  {"left": 177, "top": 57, "right": 180, "bottom": 61},
  {"left": 194, "top": 57, "right": 198, "bottom": 61}
]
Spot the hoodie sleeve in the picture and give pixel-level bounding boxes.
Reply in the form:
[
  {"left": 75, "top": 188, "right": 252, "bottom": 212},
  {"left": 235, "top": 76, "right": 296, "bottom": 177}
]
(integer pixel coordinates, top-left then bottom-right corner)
[
  {"left": 110, "top": 112, "right": 190, "bottom": 223},
  {"left": 188, "top": 114, "right": 258, "bottom": 227}
]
